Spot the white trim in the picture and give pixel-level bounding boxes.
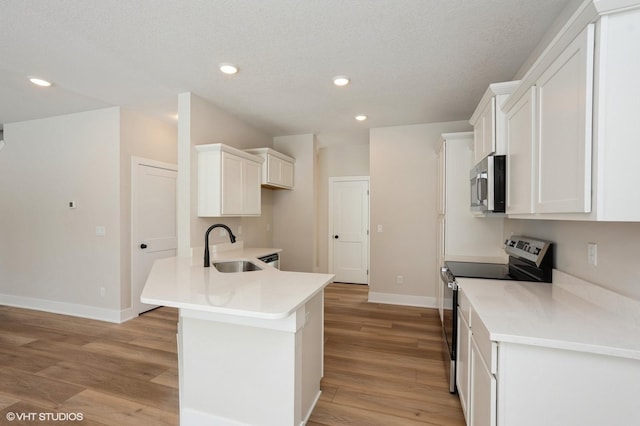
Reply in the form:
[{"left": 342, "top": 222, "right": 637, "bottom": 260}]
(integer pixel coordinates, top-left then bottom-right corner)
[
  {"left": 131, "top": 157, "right": 178, "bottom": 317},
  {"left": 301, "top": 390, "right": 322, "bottom": 426},
  {"left": 131, "top": 156, "right": 178, "bottom": 172},
  {"left": 181, "top": 408, "right": 252, "bottom": 426},
  {"left": 328, "top": 176, "right": 370, "bottom": 283},
  {"left": 368, "top": 291, "right": 437, "bottom": 309},
  {"left": 0, "top": 293, "right": 129, "bottom": 323}
]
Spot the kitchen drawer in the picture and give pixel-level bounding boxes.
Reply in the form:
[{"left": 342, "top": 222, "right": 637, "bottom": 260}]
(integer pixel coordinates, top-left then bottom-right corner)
[
  {"left": 471, "top": 308, "right": 497, "bottom": 374},
  {"left": 458, "top": 289, "right": 471, "bottom": 326}
]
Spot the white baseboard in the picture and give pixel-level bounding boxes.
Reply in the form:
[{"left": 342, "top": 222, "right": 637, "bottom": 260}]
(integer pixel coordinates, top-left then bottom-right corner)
[
  {"left": 0, "top": 293, "right": 131, "bottom": 323},
  {"left": 368, "top": 291, "right": 437, "bottom": 308},
  {"left": 181, "top": 408, "right": 252, "bottom": 426}
]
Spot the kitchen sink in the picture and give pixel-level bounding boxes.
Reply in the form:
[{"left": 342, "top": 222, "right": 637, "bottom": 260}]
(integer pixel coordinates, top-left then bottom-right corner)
[{"left": 213, "top": 260, "right": 262, "bottom": 273}]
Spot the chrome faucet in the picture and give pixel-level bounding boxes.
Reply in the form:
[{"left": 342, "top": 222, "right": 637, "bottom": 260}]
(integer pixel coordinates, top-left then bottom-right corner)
[{"left": 204, "top": 224, "right": 237, "bottom": 267}]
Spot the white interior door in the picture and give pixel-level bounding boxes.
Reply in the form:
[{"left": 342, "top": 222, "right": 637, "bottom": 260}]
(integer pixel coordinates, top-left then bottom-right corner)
[
  {"left": 132, "top": 159, "right": 178, "bottom": 315},
  {"left": 329, "top": 177, "right": 369, "bottom": 284}
]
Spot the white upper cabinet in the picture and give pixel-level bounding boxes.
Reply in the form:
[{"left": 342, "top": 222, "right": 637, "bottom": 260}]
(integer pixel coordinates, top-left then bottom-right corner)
[
  {"left": 504, "top": 3, "right": 640, "bottom": 221},
  {"left": 506, "top": 86, "right": 536, "bottom": 214},
  {"left": 196, "top": 143, "right": 264, "bottom": 217},
  {"left": 470, "top": 81, "right": 520, "bottom": 164},
  {"left": 535, "top": 24, "right": 594, "bottom": 214},
  {"left": 244, "top": 148, "right": 295, "bottom": 190}
]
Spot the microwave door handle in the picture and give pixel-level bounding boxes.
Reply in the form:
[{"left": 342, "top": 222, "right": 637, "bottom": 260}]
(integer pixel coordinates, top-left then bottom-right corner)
[{"left": 478, "top": 173, "right": 488, "bottom": 204}]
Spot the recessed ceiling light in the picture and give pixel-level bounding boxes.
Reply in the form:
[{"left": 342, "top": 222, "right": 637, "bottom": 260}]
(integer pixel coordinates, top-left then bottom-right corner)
[
  {"left": 29, "top": 77, "right": 52, "bottom": 87},
  {"left": 355, "top": 115, "right": 367, "bottom": 121},
  {"left": 219, "top": 63, "right": 239, "bottom": 75},
  {"left": 333, "top": 76, "right": 350, "bottom": 86}
]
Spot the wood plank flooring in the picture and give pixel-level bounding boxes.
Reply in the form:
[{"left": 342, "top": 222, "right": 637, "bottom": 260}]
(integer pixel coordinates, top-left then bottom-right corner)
[
  {"left": 308, "top": 283, "right": 464, "bottom": 426},
  {"left": 0, "top": 284, "right": 464, "bottom": 425},
  {"left": 0, "top": 306, "right": 179, "bottom": 425}
]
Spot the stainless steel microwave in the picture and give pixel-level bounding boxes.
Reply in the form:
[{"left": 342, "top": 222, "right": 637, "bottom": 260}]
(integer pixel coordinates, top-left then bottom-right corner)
[{"left": 470, "top": 155, "right": 506, "bottom": 213}]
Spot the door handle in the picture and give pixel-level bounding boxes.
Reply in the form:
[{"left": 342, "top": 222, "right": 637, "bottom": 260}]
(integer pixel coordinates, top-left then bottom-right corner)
[
  {"left": 140, "top": 243, "right": 148, "bottom": 249},
  {"left": 334, "top": 235, "right": 339, "bottom": 239}
]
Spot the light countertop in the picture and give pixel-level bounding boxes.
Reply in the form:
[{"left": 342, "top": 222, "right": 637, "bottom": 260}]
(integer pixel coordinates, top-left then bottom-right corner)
[
  {"left": 458, "top": 271, "right": 640, "bottom": 360},
  {"left": 141, "top": 246, "right": 334, "bottom": 320}
]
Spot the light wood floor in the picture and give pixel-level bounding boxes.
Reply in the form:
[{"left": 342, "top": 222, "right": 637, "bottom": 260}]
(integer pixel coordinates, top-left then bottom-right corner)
[
  {"left": 308, "top": 284, "right": 464, "bottom": 426},
  {"left": 0, "top": 284, "right": 464, "bottom": 425}
]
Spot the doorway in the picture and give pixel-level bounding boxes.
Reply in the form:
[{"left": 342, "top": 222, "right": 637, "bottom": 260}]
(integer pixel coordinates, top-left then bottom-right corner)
[
  {"left": 131, "top": 157, "right": 178, "bottom": 315},
  {"left": 328, "top": 177, "right": 370, "bottom": 284}
]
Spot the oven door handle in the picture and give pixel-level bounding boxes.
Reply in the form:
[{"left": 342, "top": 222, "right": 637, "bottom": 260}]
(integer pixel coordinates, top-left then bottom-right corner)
[{"left": 440, "top": 267, "right": 458, "bottom": 290}]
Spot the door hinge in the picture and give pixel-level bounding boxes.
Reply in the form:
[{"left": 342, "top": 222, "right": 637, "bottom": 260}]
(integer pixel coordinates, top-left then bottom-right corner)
[
  {"left": 367, "top": 189, "right": 370, "bottom": 196},
  {"left": 367, "top": 269, "right": 369, "bottom": 275}
]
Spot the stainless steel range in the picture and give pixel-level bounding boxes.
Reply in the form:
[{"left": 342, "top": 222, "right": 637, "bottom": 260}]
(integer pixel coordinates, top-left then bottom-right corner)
[{"left": 439, "top": 236, "right": 554, "bottom": 393}]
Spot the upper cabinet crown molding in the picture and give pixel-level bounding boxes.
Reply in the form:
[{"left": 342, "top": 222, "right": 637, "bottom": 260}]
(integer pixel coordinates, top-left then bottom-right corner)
[
  {"left": 244, "top": 147, "right": 295, "bottom": 190},
  {"left": 469, "top": 81, "right": 520, "bottom": 164},
  {"left": 469, "top": 81, "right": 521, "bottom": 125}
]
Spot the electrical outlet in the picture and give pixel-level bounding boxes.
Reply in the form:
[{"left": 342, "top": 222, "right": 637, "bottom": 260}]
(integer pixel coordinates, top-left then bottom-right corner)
[
  {"left": 396, "top": 275, "right": 403, "bottom": 284},
  {"left": 587, "top": 243, "right": 598, "bottom": 266},
  {"left": 377, "top": 224, "right": 383, "bottom": 232},
  {"left": 100, "top": 287, "right": 106, "bottom": 297},
  {"left": 95, "top": 226, "right": 106, "bottom": 236},
  {"left": 237, "top": 225, "right": 243, "bottom": 235}
]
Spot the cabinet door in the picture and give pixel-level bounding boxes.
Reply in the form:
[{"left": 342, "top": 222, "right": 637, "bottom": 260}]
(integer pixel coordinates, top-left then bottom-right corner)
[
  {"left": 266, "top": 154, "right": 281, "bottom": 185},
  {"left": 436, "top": 216, "right": 445, "bottom": 322},
  {"left": 535, "top": 24, "right": 594, "bottom": 213},
  {"left": 280, "top": 160, "right": 294, "bottom": 188},
  {"left": 457, "top": 310, "right": 471, "bottom": 422},
  {"left": 437, "top": 142, "right": 446, "bottom": 215},
  {"left": 221, "top": 152, "right": 244, "bottom": 215},
  {"left": 474, "top": 98, "right": 496, "bottom": 164},
  {"left": 470, "top": 337, "right": 496, "bottom": 426},
  {"left": 506, "top": 86, "right": 536, "bottom": 214},
  {"left": 243, "top": 159, "right": 261, "bottom": 215}
]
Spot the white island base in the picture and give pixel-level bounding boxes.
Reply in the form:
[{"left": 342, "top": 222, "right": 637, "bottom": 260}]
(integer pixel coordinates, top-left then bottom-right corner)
[{"left": 178, "top": 291, "right": 324, "bottom": 426}]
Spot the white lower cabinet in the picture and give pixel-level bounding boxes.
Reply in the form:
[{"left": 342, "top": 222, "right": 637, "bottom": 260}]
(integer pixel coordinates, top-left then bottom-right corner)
[
  {"left": 458, "top": 287, "right": 640, "bottom": 426},
  {"left": 469, "top": 337, "right": 496, "bottom": 426},
  {"left": 456, "top": 309, "right": 471, "bottom": 422}
]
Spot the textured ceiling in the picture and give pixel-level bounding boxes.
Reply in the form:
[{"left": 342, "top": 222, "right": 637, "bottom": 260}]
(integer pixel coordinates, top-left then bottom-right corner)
[{"left": 0, "top": 0, "right": 573, "bottom": 145}]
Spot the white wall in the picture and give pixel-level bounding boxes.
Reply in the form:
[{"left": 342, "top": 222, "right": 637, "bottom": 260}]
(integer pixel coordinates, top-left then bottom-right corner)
[
  {"left": 0, "top": 107, "right": 177, "bottom": 321},
  {"left": 505, "top": 220, "right": 640, "bottom": 301},
  {"left": 316, "top": 143, "right": 370, "bottom": 273},
  {"left": 120, "top": 109, "right": 177, "bottom": 310},
  {"left": 369, "top": 121, "right": 471, "bottom": 306},
  {"left": 505, "top": 0, "right": 640, "bottom": 303},
  {"left": 272, "top": 134, "right": 317, "bottom": 272},
  {"left": 0, "top": 108, "right": 121, "bottom": 317},
  {"left": 177, "top": 92, "right": 274, "bottom": 255}
]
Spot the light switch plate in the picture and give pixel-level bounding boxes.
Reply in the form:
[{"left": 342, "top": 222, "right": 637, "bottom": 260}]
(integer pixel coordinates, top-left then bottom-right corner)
[{"left": 587, "top": 243, "right": 597, "bottom": 266}]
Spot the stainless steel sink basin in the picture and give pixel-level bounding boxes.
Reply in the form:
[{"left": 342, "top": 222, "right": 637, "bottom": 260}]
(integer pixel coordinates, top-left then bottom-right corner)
[{"left": 213, "top": 260, "right": 262, "bottom": 273}]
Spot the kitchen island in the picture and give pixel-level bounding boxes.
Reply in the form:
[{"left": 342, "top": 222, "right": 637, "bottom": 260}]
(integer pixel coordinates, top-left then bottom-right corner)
[{"left": 141, "top": 245, "right": 334, "bottom": 426}]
